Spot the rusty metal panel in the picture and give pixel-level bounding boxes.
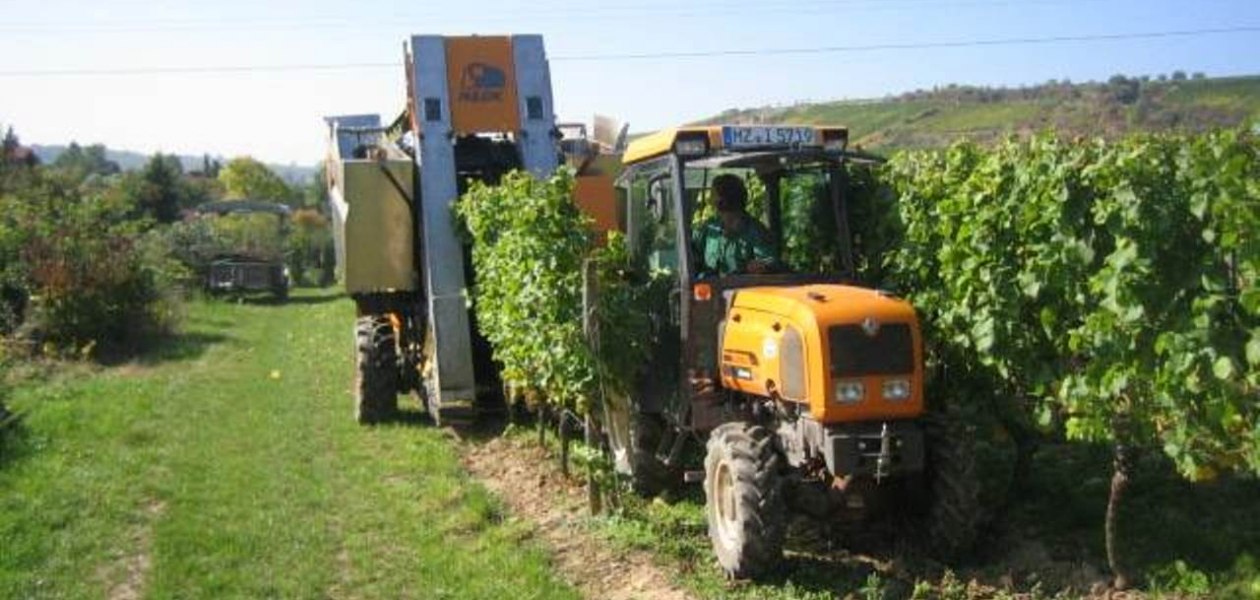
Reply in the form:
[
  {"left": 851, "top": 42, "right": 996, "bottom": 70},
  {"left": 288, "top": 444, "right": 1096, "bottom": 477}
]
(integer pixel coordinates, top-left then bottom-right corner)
[{"left": 574, "top": 173, "right": 618, "bottom": 236}]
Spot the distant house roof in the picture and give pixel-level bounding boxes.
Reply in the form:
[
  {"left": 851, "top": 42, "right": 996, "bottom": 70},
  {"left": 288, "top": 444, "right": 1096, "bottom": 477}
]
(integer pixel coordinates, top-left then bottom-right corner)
[{"left": 3, "top": 145, "right": 38, "bottom": 166}]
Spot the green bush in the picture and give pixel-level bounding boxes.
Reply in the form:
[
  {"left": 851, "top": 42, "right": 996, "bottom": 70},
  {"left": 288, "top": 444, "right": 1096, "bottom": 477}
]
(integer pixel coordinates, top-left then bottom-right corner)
[
  {"left": 0, "top": 170, "right": 184, "bottom": 356},
  {"left": 869, "top": 127, "right": 1260, "bottom": 583},
  {"left": 156, "top": 218, "right": 221, "bottom": 284},
  {"left": 287, "top": 209, "right": 334, "bottom": 287},
  {"left": 457, "top": 169, "right": 594, "bottom": 411},
  {"left": 205, "top": 212, "right": 287, "bottom": 261},
  {"left": 0, "top": 348, "right": 10, "bottom": 404},
  {"left": 879, "top": 128, "right": 1260, "bottom": 479},
  {"left": 456, "top": 169, "right": 649, "bottom": 414}
]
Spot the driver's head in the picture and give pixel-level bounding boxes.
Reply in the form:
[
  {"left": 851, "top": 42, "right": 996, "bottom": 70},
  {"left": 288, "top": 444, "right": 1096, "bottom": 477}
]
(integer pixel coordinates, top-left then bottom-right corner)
[{"left": 711, "top": 174, "right": 748, "bottom": 232}]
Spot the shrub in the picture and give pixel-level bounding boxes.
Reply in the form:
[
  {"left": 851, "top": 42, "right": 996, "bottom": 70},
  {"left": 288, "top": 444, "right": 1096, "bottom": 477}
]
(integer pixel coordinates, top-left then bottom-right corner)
[
  {"left": 456, "top": 169, "right": 650, "bottom": 414},
  {"left": 875, "top": 127, "right": 1260, "bottom": 583},
  {"left": 287, "top": 208, "right": 334, "bottom": 287},
  {"left": 206, "top": 212, "right": 287, "bottom": 261},
  {"left": 0, "top": 170, "right": 184, "bottom": 356}
]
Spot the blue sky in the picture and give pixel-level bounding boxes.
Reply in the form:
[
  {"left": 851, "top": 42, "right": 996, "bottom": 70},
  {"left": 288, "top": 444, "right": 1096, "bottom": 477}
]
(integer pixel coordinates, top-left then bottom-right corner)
[{"left": 2, "top": 0, "right": 1257, "bottom": 165}]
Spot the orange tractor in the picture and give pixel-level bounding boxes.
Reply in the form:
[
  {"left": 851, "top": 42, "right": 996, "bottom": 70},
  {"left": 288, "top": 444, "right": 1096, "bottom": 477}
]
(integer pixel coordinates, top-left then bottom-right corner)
[{"left": 597, "top": 125, "right": 979, "bottom": 578}]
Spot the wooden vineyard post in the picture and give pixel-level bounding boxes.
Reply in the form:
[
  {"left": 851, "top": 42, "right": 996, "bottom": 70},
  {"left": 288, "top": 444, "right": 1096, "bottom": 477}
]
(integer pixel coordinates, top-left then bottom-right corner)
[
  {"left": 559, "top": 413, "right": 571, "bottom": 477},
  {"left": 581, "top": 258, "right": 603, "bottom": 514}
]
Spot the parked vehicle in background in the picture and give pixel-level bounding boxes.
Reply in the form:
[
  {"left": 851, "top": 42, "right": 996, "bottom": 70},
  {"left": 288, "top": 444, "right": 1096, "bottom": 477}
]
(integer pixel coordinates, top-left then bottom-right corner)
[{"left": 196, "top": 200, "right": 291, "bottom": 301}]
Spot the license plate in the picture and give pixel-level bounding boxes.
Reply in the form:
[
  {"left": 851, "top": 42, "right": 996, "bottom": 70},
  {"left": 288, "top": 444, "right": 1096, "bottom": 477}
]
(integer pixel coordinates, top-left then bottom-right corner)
[{"left": 722, "top": 126, "right": 816, "bottom": 149}]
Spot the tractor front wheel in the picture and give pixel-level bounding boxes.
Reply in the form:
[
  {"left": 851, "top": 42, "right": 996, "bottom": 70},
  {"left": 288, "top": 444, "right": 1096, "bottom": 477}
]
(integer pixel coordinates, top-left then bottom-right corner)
[
  {"left": 355, "top": 315, "right": 398, "bottom": 424},
  {"left": 704, "top": 422, "right": 786, "bottom": 580},
  {"left": 924, "top": 403, "right": 981, "bottom": 559}
]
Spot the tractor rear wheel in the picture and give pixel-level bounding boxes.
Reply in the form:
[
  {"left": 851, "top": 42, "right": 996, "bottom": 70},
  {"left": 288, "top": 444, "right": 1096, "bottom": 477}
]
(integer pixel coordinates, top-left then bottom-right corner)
[
  {"left": 355, "top": 315, "right": 398, "bottom": 424},
  {"left": 602, "top": 390, "right": 674, "bottom": 496},
  {"left": 704, "top": 422, "right": 786, "bottom": 580},
  {"left": 924, "top": 403, "right": 981, "bottom": 559}
]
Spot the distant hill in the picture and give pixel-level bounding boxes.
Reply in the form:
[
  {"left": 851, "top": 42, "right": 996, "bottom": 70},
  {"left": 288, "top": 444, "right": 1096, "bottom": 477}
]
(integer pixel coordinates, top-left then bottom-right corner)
[
  {"left": 695, "top": 74, "right": 1260, "bottom": 152},
  {"left": 29, "top": 144, "right": 317, "bottom": 184}
]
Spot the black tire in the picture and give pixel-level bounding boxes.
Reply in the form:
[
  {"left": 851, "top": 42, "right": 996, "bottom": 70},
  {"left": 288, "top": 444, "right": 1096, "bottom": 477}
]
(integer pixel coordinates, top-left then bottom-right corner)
[
  {"left": 924, "top": 404, "right": 981, "bottom": 559},
  {"left": 601, "top": 391, "right": 675, "bottom": 496},
  {"left": 355, "top": 315, "right": 398, "bottom": 424},
  {"left": 703, "top": 422, "right": 786, "bottom": 580}
]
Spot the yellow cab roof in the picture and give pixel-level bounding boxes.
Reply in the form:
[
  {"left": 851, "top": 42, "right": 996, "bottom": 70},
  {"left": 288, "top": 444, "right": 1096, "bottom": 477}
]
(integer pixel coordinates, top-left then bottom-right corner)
[{"left": 621, "top": 124, "right": 848, "bottom": 165}]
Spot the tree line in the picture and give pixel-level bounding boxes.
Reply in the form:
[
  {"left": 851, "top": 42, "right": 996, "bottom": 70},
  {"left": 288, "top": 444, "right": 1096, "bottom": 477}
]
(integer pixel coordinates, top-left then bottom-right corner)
[{"left": 0, "top": 124, "right": 334, "bottom": 358}]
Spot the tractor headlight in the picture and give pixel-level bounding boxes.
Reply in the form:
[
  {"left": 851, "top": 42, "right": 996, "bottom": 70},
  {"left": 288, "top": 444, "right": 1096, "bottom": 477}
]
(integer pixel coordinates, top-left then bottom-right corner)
[
  {"left": 821, "top": 129, "right": 848, "bottom": 152},
  {"left": 834, "top": 379, "right": 865, "bottom": 404},
  {"left": 882, "top": 378, "right": 911, "bottom": 401},
  {"left": 673, "top": 136, "right": 709, "bottom": 158}
]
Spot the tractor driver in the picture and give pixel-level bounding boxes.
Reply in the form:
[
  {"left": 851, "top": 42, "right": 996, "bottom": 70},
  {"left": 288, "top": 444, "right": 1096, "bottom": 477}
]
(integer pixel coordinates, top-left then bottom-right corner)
[{"left": 693, "top": 174, "right": 778, "bottom": 277}]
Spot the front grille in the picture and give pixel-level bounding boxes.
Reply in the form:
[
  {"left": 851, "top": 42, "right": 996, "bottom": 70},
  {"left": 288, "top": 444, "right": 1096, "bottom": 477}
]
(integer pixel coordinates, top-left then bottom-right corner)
[
  {"left": 779, "top": 326, "right": 806, "bottom": 400},
  {"left": 210, "top": 263, "right": 276, "bottom": 289},
  {"left": 209, "top": 265, "right": 236, "bottom": 286},
  {"left": 242, "top": 265, "right": 271, "bottom": 288},
  {"left": 829, "top": 323, "right": 913, "bottom": 377}
]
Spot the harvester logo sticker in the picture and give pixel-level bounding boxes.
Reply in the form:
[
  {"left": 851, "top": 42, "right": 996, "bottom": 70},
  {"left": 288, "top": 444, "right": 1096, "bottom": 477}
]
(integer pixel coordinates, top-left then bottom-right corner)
[
  {"left": 861, "top": 317, "right": 881, "bottom": 337},
  {"left": 459, "top": 62, "right": 506, "bottom": 103}
]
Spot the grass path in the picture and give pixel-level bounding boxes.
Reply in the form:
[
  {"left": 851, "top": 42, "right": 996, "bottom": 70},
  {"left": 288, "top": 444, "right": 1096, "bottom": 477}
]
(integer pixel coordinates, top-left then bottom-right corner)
[{"left": 0, "top": 290, "right": 578, "bottom": 599}]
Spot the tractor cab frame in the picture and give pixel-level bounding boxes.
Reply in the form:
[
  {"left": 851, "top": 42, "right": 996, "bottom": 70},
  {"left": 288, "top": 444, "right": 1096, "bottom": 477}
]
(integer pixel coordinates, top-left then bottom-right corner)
[
  {"left": 606, "top": 125, "right": 885, "bottom": 484},
  {"left": 606, "top": 126, "right": 975, "bottom": 580}
]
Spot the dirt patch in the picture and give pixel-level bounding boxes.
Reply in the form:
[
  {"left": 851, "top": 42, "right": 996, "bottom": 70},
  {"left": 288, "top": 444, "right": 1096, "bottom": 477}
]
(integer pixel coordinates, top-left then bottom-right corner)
[
  {"left": 324, "top": 546, "right": 353, "bottom": 600},
  {"left": 101, "top": 500, "right": 165, "bottom": 600},
  {"left": 461, "top": 435, "right": 693, "bottom": 600},
  {"left": 459, "top": 434, "right": 1147, "bottom": 600},
  {"left": 113, "top": 362, "right": 153, "bottom": 378}
]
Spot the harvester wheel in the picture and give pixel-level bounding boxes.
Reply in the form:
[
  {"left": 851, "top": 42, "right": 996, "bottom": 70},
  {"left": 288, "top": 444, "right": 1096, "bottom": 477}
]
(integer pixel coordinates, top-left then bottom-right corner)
[
  {"left": 601, "top": 390, "right": 674, "bottom": 496},
  {"left": 924, "top": 403, "right": 981, "bottom": 559},
  {"left": 355, "top": 315, "right": 398, "bottom": 424},
  {"left": 704, "top": 422, "right": 786, "bottom": 580}
]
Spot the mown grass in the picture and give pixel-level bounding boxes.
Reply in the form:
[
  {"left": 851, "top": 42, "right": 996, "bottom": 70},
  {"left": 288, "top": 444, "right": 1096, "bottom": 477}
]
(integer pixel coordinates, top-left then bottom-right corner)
[{"left": 0, "top": 290, "right": 578, "bottom": 599}]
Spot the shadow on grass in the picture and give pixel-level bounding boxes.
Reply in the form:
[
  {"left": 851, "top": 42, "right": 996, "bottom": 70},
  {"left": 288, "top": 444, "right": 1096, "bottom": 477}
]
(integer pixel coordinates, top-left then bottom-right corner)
[
  {"left": 387, "top": 407, "right": 436, "bottom": 427},
  {"left": 0, "top": 417, "right": 32, "bottom": 471},
  {"left": 438, "top": 402, "right": 1260, "bottom": 595},
  {"left": 981, "top": 441, "right": 1260, "bottom": 592},
  {"left": 95, "top": 331, "right": 231, "bottom": 367},
  {"left": 371, "top": 395, "right": 515, "bottom": 443},
  {"left": 240, "top": 289, "right": 346, "bottom": 307},
  {"left": 604, "top": 438, "right": 1260, "bottom": 598},
  {"left": 1125, "top": 454, "right": 1260, "bottom": 580}
]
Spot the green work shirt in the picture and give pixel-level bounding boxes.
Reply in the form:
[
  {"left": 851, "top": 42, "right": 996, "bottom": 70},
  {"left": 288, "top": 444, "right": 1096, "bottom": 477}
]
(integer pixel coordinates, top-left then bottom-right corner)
[{"left": 693, "top": 216, "right": 777, "bottom": 276}]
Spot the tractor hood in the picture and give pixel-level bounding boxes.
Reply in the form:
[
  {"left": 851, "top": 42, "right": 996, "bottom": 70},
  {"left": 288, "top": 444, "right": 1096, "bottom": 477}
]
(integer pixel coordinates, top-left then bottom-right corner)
[
  {"left": 720, "top": 284, "right": 924, "bottom": 424},
  {"left": 728, "top": 284, "right": 918, "bottom": 327}
]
